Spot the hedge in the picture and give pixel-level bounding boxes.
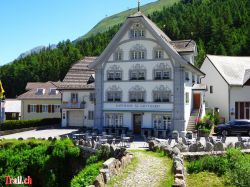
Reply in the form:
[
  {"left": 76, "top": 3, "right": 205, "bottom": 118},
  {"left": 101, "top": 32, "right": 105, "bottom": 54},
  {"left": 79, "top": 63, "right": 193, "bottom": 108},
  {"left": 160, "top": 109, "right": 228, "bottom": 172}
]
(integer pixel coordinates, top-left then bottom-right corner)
[
  {"left": 0, "top": 118, "right": 61, "bottom": 131},
  {"left": 0, "top": 139, "right": 81, "bottom": 187}
]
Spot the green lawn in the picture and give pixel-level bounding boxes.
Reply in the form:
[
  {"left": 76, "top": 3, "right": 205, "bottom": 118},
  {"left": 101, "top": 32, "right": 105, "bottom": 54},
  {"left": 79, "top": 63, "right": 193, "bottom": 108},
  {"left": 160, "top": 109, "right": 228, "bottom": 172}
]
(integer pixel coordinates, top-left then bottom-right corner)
[{"left": 186, "top": 172, "right": 234, "bottom": 187}]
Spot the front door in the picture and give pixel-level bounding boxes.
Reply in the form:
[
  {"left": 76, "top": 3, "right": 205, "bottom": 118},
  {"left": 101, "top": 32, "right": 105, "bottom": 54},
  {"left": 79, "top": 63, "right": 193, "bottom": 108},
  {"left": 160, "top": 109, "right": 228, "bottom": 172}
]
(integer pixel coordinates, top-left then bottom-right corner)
[
  {"left": 193, "top": 93, "right": 201, "bottom": 109},
  {"left": 133, "top": 114, "right": 142, "bottom": 134}
]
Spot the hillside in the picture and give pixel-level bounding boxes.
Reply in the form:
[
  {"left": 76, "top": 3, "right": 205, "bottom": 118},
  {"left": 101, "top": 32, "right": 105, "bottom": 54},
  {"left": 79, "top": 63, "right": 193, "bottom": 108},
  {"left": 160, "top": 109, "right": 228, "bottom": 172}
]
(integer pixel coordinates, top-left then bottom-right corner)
[
  {"left": 0, "top": 0, "right": 249, "bottom": 98},
  {"left": 76, "top": 0, "right": 180, "bottom": 40}
]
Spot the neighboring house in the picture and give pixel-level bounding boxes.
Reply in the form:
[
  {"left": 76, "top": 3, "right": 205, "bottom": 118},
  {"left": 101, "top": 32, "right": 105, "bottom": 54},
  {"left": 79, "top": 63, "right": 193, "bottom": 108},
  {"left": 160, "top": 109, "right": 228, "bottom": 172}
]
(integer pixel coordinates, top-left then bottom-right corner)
[
  {"left": 58, "top": 57, "right": 96, "bottom": 128},
  {"left": 201, "top": 55, "right": 250, "bottom": 122},
  {"left": 4, "top": 99, "right": 21, "bottom": 120},
  {"left": 89, "top": 11, "right": 206, "bottom": 136},
  {"left": 18, "top": 81, "right": 61, "bottom": 120}
]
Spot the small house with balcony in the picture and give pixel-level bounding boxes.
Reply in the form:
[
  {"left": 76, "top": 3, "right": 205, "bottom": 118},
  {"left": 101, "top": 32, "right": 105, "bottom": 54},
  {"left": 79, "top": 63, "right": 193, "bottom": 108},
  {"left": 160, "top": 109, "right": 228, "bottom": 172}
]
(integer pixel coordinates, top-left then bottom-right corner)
[
  {"left": 89, "top": 11, "right": 206, "bottom": 137},
  {"left": 58, "top": 57, "right": 96, "bottom": 128},
  {"left": 18, "top": 81, "right": 61, "bottom": 120}
]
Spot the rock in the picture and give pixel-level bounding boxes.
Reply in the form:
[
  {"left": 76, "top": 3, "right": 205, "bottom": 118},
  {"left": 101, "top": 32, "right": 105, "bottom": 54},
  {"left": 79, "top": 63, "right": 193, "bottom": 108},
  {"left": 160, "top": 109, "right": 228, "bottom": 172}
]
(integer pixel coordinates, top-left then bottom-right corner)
[
  {"left": 196, "top": 141, "right": 205, "bottom": 152},
  {"left": 172, "top": 147, "right": 181, "bottom": 156},
  {"left": 189, "top": 143, "right": 197, "bottom": 152},
  {"left": 205, "top": 142, "right": 214, "bottom": 152},
  {"left": 148, "top": 140, "right": 159, "bottom": 151},
  {"left": 174, "top": 142, "right": 188, "bottom": 152},
  {"left": 175, "top": 173, "right": 185, "bottom": 180},
  {"left": 227, "top": 142, "right": 235, "bottom": 149},
  {"left": 214, "top": 142, "right": 225, "bottom": 151},
  {"left": 173, "top": 177, "right": 186, "bottom": 187}
]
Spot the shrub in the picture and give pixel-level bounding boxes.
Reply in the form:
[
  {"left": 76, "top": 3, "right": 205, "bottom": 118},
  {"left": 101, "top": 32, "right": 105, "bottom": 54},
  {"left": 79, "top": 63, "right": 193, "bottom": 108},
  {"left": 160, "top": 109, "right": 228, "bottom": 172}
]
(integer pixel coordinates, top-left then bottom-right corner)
[
  {"left": 0, "top": 139, "right": 81, "bottom": 187},
  {"left": 70, "top": 162, "right": 103, "bottom": 187},
  {"left": 0, "top": 118, "right": 61, "bottom": 131}
]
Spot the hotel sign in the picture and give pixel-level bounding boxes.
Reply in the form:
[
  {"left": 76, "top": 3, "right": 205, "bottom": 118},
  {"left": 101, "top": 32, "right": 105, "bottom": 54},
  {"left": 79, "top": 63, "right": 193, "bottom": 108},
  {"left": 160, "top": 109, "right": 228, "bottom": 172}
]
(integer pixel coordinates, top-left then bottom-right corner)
[{"left": 104, "top": 103, "right": 172, "bottom": 112}]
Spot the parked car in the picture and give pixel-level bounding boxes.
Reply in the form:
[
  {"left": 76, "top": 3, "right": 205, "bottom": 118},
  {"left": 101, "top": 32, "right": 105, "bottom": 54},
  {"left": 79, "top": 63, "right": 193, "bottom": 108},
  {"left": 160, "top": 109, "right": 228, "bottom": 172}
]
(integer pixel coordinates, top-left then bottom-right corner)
[{"left": 214, "top": 119, "right": 250, "bottom": 136}]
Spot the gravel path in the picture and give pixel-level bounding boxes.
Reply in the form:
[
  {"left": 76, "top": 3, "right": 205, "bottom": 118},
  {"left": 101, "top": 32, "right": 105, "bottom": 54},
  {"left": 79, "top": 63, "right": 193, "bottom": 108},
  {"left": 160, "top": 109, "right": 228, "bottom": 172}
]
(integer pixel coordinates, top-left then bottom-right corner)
[{"left": 114, "top": 151, "right": 168, "bottom": 187}]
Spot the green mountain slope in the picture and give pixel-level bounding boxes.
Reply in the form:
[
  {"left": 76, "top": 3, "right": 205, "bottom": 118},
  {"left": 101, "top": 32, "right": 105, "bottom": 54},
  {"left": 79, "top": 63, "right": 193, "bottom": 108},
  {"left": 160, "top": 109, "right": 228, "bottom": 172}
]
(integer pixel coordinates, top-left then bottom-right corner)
[{"left": 77, "top": 0, "right": 180, "bottom": 40}]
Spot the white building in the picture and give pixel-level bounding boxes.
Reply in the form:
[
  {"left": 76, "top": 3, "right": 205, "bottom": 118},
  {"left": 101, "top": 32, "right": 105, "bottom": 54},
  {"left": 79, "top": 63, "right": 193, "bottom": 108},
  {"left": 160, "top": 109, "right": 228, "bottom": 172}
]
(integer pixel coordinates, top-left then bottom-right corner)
[
  {"left": 201, "top": 55, "right": 250, "bottom": 122},
  {"left": 58, "top": 57, "right": 96, "bottom": 128},
  {"left": 89, "top": 12, "right": 206, "bottom": 137},
  {"left": 4, "top": 99, "right": 21, "bottom": 120}
]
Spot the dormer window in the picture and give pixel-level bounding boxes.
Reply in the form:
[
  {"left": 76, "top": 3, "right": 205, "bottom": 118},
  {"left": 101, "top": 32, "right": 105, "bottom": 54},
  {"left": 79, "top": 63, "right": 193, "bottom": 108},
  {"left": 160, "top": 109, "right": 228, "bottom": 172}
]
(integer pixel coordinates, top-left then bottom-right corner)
[
  {"left": 50, "top": 88, "right": 57, "bottom": 95},
  {"left": 36, "top": 88, "right": 45, "bottom": 95}
]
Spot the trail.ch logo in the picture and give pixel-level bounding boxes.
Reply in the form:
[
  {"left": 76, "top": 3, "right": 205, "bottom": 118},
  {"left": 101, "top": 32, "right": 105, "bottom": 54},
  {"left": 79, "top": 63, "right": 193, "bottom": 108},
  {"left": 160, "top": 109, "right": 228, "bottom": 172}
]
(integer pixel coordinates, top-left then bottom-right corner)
[{"left": 4, "top": 176, "right": 32, "bottom": 185}]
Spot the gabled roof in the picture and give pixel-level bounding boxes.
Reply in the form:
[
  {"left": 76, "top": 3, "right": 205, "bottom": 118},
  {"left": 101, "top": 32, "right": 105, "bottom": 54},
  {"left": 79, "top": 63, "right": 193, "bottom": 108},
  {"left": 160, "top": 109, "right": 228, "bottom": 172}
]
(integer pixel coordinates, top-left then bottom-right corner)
[
  {"left": 206, "top": 55, "right": 250, "bottom": 86},
  {"left": 89, "top": 12, "right": 204, "bottom": 76},
  {"left": 58, "top": 57, "right": 96, "bottom": 90},
  {"left": 18, "top": 81, "right": 61, "bottom": 100}
]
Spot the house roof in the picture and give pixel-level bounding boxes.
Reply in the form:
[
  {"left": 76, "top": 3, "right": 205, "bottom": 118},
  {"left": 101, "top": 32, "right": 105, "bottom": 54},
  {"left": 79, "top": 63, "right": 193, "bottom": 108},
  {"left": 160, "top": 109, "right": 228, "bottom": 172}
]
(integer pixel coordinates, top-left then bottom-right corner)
[
  {"left": 18, "top": 81, "right": 61, "bottom": 100},
  {"left": 207, "top": 55, "right": 250, "bottom": 86},
  {"left": 58, "top": 57, "right": 96, "bottom": 90},
  {"left": 89, "top": 12, "right": 204, "bottom": 76},
  {"left": 4, "top": 99, "right": 21, "bottom": 113}
]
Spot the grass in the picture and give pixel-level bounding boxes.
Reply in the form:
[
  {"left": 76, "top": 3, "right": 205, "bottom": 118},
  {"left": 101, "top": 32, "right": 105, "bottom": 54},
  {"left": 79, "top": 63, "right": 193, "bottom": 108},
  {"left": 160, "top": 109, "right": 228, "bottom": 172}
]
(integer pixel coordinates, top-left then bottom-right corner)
[
  {"left": 77, "top": 0, "right": 180, "bottom": 39},
  {"left": 186, "top": 172, "right": 234, "bottom": 187}
]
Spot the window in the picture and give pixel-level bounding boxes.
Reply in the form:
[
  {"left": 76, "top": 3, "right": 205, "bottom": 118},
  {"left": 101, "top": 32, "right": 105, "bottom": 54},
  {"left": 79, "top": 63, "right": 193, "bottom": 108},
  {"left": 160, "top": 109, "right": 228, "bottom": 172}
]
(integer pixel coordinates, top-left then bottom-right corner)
[
  {"left": 185, "top": 92, "right": 189, "bottom": 104},
  {"left": 210, "top": 86, "right": 213, "bottom": 93},
  {"left": 130, "top": 50, "right": 145, "bottom": 60},
  {"left": 50, "top": 88, "right": 57, "bottom": 95},
  {"left": 89, "top": 92, "right": 95, "bottom": 102},
  {"left": 107, "top": 91, "right": 122, "bottom": 102},
  {"left": 115, "top": 51, "right": 123, "bottom": 61},
  {"left": 153, "top": 63, "right": 171, "bottom": 80},
  {"left": 153, "top": 85, "right": 171, "bottom": 102},
  {"left": 71, "top": 93, "right": 78, "bottom": 103},
  {"left": 153, "top": 114, "right": 171, "bottom": 130},
  {"left": 129, "top": 86, "right": 145, "bottom": 102},
  {"left": 107, "top": 65, "right": 122, "bottom": 81},
  {"left": 185, "top": 72, "right": 189, "bottom": 81},
  {"left": 54, "top": 105, "right": 60, "bottom": 112},
  {"left": 130, "top": 23, "right": 145, "bottom": 39},
  {"left": 154, "top": 50, "right": 163, "bottom": 59},
  {"left": 197, "top": 76, "right": 200, "bottom": 84},
  {"left": 88, "top": 111, "right": 94, "bottom": 120},
  {"left": 42, "top": 105, "right": 48, "bottom": 113},
  {"left": 192, "top": 74, "right": 195, "bottom": 84},
  {"left": 129, "top": 64, "right": 146, "bottom": 80},
  {"left": 29, "top": 105, "right": 36, "bottom": 113},
  {"left": 105, "top": 113, "right": 123, "bottom": 127},
  {"left": 36, "top": 88, "right": 44, "bottom": 95}
]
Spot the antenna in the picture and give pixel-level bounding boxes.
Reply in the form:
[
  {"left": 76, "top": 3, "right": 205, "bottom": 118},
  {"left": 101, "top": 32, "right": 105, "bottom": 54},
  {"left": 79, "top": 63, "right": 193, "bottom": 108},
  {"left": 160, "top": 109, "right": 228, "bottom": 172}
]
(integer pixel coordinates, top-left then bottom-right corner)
[{"left": 138, "top": 0, "right": 140, "bottom": 12}]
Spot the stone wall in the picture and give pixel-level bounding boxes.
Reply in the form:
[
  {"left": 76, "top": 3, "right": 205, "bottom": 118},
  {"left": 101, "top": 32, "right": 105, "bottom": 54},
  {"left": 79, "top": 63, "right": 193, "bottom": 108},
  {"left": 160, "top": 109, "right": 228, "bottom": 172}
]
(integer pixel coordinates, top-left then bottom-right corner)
[{"left": 90, "top": 153, "right": 133, "bottom": 187}]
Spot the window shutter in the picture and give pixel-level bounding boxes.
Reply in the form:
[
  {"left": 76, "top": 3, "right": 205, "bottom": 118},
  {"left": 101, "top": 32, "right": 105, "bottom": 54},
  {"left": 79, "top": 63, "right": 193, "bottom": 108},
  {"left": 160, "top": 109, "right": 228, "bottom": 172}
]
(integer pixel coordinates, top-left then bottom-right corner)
[
  {"left": 28, "top": 105, "right": 31, "bottom": 113},
  {"left": 52, "top": 105, "right": 55, "bottom": 113},
  {"left": 48, "top": 105, "right": 51, "bottom": 113},
  {"left": 36, "top": 105, "right": 39, "bottom": 113},
  {"left": 39, "top": 105, "right": 42, "bottom": 113}
]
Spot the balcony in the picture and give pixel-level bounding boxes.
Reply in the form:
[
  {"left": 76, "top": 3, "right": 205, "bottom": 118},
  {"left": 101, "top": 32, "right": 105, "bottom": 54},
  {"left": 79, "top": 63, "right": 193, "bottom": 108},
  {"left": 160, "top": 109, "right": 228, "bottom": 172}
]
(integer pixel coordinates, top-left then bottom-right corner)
[{"left": 61, "top": 101, "right": 85, "bottom": 109}]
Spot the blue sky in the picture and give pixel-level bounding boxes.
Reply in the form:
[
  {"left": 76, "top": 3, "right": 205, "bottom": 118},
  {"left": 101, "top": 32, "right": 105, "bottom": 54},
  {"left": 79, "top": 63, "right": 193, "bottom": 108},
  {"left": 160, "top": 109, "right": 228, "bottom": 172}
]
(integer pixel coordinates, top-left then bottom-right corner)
[{"left": 0, "top": 0, "right": 155, "bottom": 65}]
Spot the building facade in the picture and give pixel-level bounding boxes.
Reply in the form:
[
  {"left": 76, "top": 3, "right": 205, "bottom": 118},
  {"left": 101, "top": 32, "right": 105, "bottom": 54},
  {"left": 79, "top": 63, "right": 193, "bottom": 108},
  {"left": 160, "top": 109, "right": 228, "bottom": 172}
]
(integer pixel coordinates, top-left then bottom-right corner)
[
  {"left": 58, "top": 57, "right": 96, "bottom": 128},
  {"left": 18, "top": 82, "right": 61, "bottom": 120},
  {"left": 89, "top": 12, "right": 205, "bottom": 136},
  {"left": 201, "top": 55, "right": 250, "bottom": 122}
]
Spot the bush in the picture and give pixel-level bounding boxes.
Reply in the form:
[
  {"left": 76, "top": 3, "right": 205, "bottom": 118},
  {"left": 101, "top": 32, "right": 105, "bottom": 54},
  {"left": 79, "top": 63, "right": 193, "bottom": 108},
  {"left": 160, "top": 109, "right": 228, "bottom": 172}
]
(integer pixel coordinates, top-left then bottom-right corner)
[
  {"left": 0, "top": 118, "right": 61, "bottom": 131},
  {"left": 0, "top": 139, "right": 81, "bottom": 187},
  {"left": 70, "top": 162, "right": 103, "bottom": 187}
]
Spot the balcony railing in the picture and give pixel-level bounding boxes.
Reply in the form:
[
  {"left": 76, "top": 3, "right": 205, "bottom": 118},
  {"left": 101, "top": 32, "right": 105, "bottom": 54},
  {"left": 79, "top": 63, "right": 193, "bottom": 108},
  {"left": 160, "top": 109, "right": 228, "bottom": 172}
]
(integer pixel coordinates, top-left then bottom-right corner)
[{"left": 61, "top": 101, "right": 85, "bottom": 109}]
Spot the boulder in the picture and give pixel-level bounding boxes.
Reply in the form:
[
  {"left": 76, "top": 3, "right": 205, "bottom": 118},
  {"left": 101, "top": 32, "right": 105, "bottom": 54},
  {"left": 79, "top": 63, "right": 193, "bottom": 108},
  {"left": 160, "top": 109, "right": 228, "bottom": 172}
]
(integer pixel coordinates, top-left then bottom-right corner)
[
  {"left": 148, "top": 140, "right": 159, "bottom": 151},
  {"left": 188, "top": 143, "right": 197, "bottom": 152},
  {"left": 205, "top": 142, "right": 214, "bottom": 152},
  {"left": 174, "top": 142, "right": 188, "bottom": 152},
  {"left": 172, "top": 147, "right": 181, "bottom": 156},
  {"left": 196, "top": 141, "right": 205, "bottom": 152},
  {"left": 227, "top": 142, "right": 235, "bottom": 149},
  {"left": 173, "top": 177, "right": 186, "bottom": 187},
  {"left": 214, "top": 142, "right": 225, "bottom": 151}
]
